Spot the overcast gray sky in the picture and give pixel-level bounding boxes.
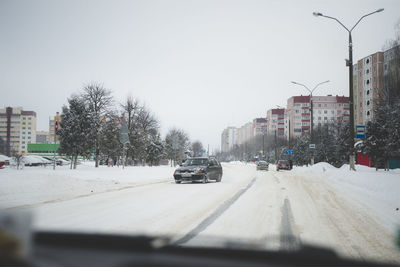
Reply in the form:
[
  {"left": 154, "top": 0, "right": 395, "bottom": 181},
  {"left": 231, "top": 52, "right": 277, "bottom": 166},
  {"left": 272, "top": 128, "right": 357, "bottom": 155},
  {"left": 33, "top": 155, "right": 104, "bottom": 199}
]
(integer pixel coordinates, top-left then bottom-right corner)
[{"left": 1, "top": 0, "right": 399, "bottom": 151}]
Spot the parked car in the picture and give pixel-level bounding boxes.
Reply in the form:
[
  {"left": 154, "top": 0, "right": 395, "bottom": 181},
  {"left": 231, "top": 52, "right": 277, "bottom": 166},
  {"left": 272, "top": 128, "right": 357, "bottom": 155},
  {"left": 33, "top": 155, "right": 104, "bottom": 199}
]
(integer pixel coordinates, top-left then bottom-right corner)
[
  {"left": 276, "top": 160, "right": 290, "bottom": 171},
  {"left": 256, "top": 160, "right": 269, "bottom": 171},
  {"left": 173, "top": 157, "right": 223, "bottom": 184}
]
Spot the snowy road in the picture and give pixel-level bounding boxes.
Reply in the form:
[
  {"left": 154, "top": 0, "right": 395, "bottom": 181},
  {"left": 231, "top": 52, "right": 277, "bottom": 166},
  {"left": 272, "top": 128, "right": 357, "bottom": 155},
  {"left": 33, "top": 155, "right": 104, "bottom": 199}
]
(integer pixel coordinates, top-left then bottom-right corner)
[{"left": 2, "top": 162, "right": 400, "bottom": 264}]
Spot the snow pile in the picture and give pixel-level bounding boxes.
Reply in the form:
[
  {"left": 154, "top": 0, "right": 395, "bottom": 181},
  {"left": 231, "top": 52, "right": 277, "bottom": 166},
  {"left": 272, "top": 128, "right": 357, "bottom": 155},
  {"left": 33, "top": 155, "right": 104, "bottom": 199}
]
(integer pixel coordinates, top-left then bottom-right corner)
[
  {"left": 0, "top": 154, "right": 11, "bottom": 162},
  {"left": 0, "top": 164, "right": 176, "bottom": 209},
  {"left": 296, "top": 162, "right": 400, "bottom": 232},
  {"left": 22, "top": 155, "right": 51, "bottom": 164}
]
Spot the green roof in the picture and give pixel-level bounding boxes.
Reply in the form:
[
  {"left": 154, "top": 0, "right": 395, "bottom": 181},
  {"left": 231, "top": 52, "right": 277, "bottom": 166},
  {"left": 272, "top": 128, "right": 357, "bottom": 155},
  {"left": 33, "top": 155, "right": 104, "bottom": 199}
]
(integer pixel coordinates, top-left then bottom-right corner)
[{"left": 28, "top": 143, "right": 60, "bottom": 152}]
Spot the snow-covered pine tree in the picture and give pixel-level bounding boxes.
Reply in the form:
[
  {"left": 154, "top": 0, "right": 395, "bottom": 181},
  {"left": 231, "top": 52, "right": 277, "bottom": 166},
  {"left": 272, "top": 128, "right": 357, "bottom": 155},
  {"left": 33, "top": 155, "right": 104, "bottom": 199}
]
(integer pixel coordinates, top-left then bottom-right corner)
[
  {"left": 59, "top": 96, "right": 94, "bottom": 169},
  {"left": 146, "top": 132, "right": 165, "bottom": 166},
  {"left": 292, "top": 135, "right": 310, "bottom": 166}
]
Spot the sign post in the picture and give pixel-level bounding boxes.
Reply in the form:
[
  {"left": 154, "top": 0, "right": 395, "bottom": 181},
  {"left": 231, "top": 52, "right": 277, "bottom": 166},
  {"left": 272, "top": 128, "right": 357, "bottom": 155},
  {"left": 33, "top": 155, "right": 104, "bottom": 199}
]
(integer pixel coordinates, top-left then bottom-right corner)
[
  {"left": 285, "top": 150, "right": 294, "bottom": 155},
  {"left": 53, "top": 120, "right": 58, "bottom": 170},
  {"left": 356, "top": 125, "right": 366, "bottom": 139}
]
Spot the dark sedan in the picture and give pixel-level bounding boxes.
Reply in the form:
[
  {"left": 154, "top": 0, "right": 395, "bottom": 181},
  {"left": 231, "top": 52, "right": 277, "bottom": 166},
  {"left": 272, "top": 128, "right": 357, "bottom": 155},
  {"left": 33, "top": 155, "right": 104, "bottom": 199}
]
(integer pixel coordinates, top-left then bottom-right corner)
[{"left": 173, "top": 157, "right": 223, "bottom": 184}]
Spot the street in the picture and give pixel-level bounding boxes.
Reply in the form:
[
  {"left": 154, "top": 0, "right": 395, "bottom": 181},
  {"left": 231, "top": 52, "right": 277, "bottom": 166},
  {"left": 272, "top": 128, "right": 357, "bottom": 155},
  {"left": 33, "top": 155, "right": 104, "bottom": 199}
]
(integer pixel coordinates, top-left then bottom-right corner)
[{"left": 3, "top": 163, "right": 400, "bottom": 264}]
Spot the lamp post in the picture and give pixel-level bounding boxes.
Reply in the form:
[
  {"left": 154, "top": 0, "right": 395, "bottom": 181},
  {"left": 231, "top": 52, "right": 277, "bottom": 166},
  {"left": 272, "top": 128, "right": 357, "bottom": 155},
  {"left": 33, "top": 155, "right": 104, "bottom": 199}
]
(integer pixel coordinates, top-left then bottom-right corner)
[
  {"left": 291, "top": 80, "right": 330, "bottom": 165},
  {"left": 313, "top": 8, "right": 384, "bottom": 171}
]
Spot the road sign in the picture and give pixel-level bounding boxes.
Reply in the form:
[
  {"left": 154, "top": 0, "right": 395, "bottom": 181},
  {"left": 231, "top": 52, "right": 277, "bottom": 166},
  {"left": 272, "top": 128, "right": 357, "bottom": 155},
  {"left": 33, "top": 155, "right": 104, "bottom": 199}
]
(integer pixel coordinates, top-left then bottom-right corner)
[
  {"left": 285, "top": 150, "right": 294, "bottom": 155},
  {"left": 356, "top": 125, "right": 366, "bottom": 139},
  {"left": 309, "top": 144, "right": 316, "bottom": 149}
]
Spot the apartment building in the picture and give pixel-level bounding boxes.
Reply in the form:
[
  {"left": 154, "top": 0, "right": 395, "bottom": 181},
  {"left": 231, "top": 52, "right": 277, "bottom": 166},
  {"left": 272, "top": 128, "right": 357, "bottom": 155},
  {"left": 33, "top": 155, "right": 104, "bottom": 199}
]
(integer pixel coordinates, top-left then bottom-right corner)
[
  {"left": 36, "top": 131, "right": 49, "bottom": 144},
  {"left": 266, "top": 108, "right": 286, "bottom": 138},
  {"left": 252, "top": 118, "right": 267, "bottom": 136},
  {"left": 0, "top": 107, "right": 37, "bottom": 155},
  {"left": 237, "top": 122, "right": 253, "bottom": 146},
  {"left": 353, "top": 51, "right": 384, "bottom": 126},
  {"left": 221, "top": 126, "right": 238, "bottom": 153},
  {"left": 287, "top": 95, "right": 349, "bottom": 139},
  {"left": 49, "top": 112, "right": 61, "bottom": 143}
]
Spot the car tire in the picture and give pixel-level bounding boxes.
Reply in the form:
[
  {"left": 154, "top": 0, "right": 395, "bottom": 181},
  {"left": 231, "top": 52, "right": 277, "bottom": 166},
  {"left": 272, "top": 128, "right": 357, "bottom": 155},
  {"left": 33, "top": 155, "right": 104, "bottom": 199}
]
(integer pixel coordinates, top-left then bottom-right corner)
[
  {"left": 216, "top": 174, "right": 222, "bottom": 182},
  {"left": 175, "top": 180, "right": 181, "bottom": 184}
]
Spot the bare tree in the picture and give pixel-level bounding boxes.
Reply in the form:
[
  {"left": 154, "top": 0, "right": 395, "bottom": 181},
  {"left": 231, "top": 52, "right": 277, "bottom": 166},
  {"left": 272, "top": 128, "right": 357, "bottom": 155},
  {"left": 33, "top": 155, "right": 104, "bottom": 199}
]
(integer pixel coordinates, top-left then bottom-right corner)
[
  {"left": 191, "top": 141, "right": 203, "bottom": 157},
  {"left": 165, "top": 128, "right": 190, "bottom": 166},
  {"left": 82, "top": 82, "right": 113, "bottom": 167},
  {"left": 11, "top": 150, "right": 23, "bottom": 170}
]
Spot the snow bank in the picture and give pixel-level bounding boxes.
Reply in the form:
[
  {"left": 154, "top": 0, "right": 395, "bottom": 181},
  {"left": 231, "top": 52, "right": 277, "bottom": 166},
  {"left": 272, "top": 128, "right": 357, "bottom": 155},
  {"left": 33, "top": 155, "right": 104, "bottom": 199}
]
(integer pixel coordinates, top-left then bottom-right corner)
[
  {"left": 0, "top": 154, "right": 11, "bottom": 162},
  {"left": 22, "top": 155, "right": 51, "bottom": 164},
  {"left": 0, "top": 164, "right": 176, "bottom": 209},
  {"left": 295, "top": 163, "right": 400, "bottom": 232}
]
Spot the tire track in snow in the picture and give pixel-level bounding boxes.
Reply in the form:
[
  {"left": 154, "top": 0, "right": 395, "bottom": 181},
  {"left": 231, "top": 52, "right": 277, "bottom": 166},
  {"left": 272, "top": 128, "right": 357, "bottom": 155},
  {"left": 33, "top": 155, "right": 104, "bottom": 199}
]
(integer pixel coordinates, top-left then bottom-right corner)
[
  {"left": 173, "top": 177, "right": 257, "bottom": 245},
  {"left": 279, "top": 198, "right": 300, "bottom": 250},
  {"left": 4, "top": 178, "right": 172, "bottom": 210}
]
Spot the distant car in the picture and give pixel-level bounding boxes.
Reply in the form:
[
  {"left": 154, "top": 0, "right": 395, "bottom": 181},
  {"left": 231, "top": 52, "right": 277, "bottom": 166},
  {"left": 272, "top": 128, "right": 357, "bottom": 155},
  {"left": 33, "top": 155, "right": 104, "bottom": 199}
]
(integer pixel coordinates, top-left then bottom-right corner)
[
  {"left": 256, "top": 160, "right": 269, "bottom": 171},
  {"left": 276, "top": 160, "right": 290, "bottom": 171},
  {"left": 173, "top": 157, "right": 223, "bottom": 184}
]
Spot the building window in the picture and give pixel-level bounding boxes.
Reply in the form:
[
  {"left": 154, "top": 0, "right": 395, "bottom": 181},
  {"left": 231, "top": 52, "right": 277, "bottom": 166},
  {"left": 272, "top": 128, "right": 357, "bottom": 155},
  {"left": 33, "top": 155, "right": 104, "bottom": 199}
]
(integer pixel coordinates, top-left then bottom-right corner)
[
  {"left": 366, "top": 69, "right": 369, "bottom": 74},
  {"left": 366, "top": 58, "right": 370, "bottom": 64},
  {"left": 318, "top": 104, "right": 321, "bottom": 107},
  {"left": 331, "top": 110, "right": 334, "bottom": 114},
  {"left": 28, "top": 117, "right": 31, "bottom": 120},
  {"left": 318, "top": 110, "right": 321, "bottom": 114},
  {"left": 366, "top": 79, "right": 370, "bottom": 85},
  {"left": 318, "top": 117, "right": 321, "bottom": 120},
  {"left": 374, "top": 66, "right": 376, "bottom": 72},
  {"left": 324, "top": 117, "right": 327, "bottom": 120},
  {"left": 23, "top": 117, "right": 26, "bottom": 120},
  {"left": 324, "top": 110, "right": 327, "bottom": 114},
  {"left": 367, "top": 100, "right": 370, "bottom": 106},
  {"left": 367, "top": 111, "right": 370, "bottom": 116}
]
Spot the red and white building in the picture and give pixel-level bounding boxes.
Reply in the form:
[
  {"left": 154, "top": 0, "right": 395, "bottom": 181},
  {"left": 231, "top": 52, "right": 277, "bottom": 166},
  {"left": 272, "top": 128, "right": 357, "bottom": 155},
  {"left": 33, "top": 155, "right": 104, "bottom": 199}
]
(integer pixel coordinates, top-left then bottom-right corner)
[
  {"left": 266, "top": 108, "right": 287, "bottom": 139},
  {"left": 252, "top": 118, "right": 267, "bottom": 136},
  {"left": 286, "top": 95, "right": 349, "bottom": 139}
]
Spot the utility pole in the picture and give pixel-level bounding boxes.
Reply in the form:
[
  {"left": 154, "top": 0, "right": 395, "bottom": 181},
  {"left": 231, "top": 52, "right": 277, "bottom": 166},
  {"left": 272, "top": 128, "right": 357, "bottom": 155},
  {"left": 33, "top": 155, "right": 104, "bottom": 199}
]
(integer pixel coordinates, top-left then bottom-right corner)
[{"left": 313, "top": 8, "right": 384, "bottom": 171}]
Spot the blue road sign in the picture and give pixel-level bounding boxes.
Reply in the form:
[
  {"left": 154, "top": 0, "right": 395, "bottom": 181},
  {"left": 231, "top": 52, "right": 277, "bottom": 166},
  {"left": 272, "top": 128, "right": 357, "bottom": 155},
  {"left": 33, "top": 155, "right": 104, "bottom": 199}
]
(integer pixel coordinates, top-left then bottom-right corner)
[
  {"left": 356, "top": 125, "right": 366, "bottom": 139},
  {"left": 285, "top": 150, "right": 294, "bottom": 155}
]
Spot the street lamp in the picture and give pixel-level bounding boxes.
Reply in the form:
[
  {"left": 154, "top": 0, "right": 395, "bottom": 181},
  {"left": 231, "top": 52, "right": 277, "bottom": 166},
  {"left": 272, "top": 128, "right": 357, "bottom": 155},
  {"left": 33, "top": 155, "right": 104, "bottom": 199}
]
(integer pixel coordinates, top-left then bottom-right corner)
[
  {"left": 291, "top": 80, "right": 330, "bottom": 165},
  {"left": 313, "top": 8, "right": 384, "bottom": 171}
]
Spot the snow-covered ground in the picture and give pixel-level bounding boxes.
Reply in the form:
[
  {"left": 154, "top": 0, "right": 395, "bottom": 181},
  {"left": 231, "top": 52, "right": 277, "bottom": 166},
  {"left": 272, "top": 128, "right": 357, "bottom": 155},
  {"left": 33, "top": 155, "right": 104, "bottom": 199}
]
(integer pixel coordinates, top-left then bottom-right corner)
[
  {"left": 0, "top": 162, "right": 175, "bottom": 209},
  {"left": 1, "top": 161, "right": 399, "bottom": 264}
]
